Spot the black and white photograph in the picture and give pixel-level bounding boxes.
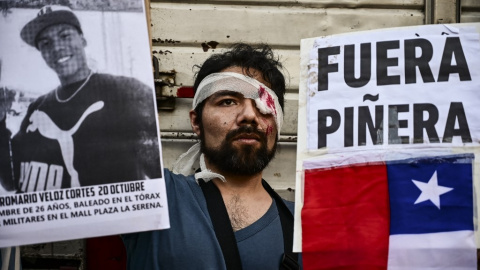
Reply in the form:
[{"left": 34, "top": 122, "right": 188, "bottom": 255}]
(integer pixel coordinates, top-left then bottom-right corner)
[
  {"left": 0, "top": 0, "right": 169, "bottom": 248},
  {"left": 0, "top": 0, "right": 163, "bottom": 194}
]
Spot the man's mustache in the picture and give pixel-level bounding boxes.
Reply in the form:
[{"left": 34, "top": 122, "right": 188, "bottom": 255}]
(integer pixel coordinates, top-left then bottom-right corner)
[{"left": 225, "top": 126, "right": 267, "bottom": 143}]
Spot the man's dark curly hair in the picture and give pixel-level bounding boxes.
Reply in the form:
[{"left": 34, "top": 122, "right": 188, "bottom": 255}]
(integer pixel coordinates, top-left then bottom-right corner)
[{"left": 192, "top": 43, "right": 286, "bottom": 126}]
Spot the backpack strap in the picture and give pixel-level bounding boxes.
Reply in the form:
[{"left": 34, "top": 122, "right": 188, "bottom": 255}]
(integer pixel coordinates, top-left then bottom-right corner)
[
  {"left": 262, "top": 180, "right": 299, "bottom": 270},
  {"left": 199, "top": 179, "right": 242, "bottom": 270}
]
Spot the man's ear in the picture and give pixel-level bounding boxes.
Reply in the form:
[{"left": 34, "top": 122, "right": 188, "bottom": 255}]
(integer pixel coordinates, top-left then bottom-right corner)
[
  {"left": 190, "top": 110, "right": 201, "bottom": 136},
  {"left": 82, "top": 36, "right": 87, "bottom": 47}
]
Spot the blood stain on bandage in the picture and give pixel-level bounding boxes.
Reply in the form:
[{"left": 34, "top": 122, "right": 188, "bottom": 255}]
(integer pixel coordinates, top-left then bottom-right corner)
[{"left": 258, "top": 86, "right": 277, "bottom": 115}]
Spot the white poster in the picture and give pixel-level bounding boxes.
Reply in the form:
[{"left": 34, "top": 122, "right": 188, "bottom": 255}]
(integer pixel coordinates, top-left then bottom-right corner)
[
  {"left": 306, "top": 24, "right": 480, "bottom": 152},
  {"left": 295, "top": 23, "right": 480, "bottom": 252},
  {"left": 0, "top": 1, "right": 169, "bottom": 247}
]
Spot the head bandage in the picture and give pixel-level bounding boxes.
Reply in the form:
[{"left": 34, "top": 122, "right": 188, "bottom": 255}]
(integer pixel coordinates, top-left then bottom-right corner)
[
  {"left": 192, "top": 72, "right": 283, "bottom": 135},
  {"left": 172, "top": 72, "right": 284, "bottom": 182}
]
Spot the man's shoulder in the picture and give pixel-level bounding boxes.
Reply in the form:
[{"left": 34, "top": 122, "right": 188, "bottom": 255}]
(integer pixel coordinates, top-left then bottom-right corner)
[
  {"left": 163, "top": 168, "right": 199, "bottom": 190},
  {"left": 263, "top": 179, "right": 295, "bottom": 213},
  {"left": 93, "top": 73, "right": 148, "bottom": 88},
  {"left": 92, "top": 73, "right": 153, "bottom": 101},
  {"left": 27, "top": 90, "right": 55, "bottom": 110},
  {"left": 282, "top": 198, "right": 294, "bottom": 207},
  {"left": 163, "top": 168, "right": 194, "bottom": 180},
  {"left": 282, "top": 199, "right": 295, "bottom": 214}
]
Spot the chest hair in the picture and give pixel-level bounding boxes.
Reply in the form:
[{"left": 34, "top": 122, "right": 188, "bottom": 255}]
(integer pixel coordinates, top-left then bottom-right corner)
[{"left": 225, "top": 194, "right": 249, "bottom": 231}]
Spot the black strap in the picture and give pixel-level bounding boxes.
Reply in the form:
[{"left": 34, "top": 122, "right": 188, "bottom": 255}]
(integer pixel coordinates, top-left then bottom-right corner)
[
  {"left": 199, "top": 179, "right": 243, "bottom": 270},
  {"left": 199, "top": 179, "right": 299, "bottom": 270},
  {"left": 262, "top": 180, "right": 299, "bottom": 270}
]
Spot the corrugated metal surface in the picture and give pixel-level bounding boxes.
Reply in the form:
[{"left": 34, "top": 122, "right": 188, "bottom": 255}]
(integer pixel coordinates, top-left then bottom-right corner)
[
  {"left": 462, "top": 0, "right": 480, "bottom": 22},
  {"left": 151, "top": 0, "right": 426, "bottom": 192}
]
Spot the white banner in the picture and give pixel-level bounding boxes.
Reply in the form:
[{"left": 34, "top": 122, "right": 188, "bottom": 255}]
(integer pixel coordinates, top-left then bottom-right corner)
[
  {"left": 306, "top": 24, "right": 480, "bottom": 152},
  {"left": 0, "top": 180, "right": 169, "bottom": 247}
]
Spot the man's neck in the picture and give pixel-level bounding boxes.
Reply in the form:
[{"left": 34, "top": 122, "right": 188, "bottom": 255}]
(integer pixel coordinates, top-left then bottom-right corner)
[
  {"left": 211, "top": 171, "right": 273, "bottom": 231},
  {"left": 59, "top": 67, "right": 91, "bottom": 86}
]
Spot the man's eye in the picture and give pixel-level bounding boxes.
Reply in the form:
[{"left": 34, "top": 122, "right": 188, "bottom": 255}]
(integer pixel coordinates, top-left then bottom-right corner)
[
  {"left": 37, "top": 40, "right": 50, "bottom": 49},
  {"left": 219, "top": 99, "right": 236, "bottom": 106},
  {"left": 60, "top": 33, "right": 71, "bottom": 39}
]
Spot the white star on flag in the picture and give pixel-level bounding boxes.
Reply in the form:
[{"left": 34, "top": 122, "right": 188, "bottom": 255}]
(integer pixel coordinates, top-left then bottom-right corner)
[{"left": 412, "top": 171, "right": 453, "bottom": 209}]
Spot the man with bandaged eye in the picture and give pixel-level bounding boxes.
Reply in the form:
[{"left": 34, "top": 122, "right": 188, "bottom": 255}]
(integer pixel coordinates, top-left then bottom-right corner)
[{"left": 123, "top": 43, "right": 302, "bottom": 270}]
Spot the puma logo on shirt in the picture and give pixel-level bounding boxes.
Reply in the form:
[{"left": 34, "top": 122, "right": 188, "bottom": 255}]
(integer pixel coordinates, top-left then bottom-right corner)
[{"left": 19, "top": 101, "right": 104, "bottom": 191}]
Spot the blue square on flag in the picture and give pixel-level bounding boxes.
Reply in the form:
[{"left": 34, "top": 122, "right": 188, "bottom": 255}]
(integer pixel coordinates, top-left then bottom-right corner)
[{"left": 387, "top": 154, "right": 474, "bottom": 235}]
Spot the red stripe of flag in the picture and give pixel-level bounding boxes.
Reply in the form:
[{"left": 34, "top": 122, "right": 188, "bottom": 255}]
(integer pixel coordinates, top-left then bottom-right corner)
[{"left": 302, "top": 163, "right": 390, "bottom": 270}]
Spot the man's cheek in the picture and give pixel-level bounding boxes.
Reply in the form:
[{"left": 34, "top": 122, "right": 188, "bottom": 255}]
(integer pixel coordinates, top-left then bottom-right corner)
[
  {"left": 266, "top": 117, "right": 278, "bottom": 137},
  {"left": 266, "top": 125, "right": 274, "bottom": 136},
  {"left": 42, "top": 55, "right": 54, "bottom": 67}
]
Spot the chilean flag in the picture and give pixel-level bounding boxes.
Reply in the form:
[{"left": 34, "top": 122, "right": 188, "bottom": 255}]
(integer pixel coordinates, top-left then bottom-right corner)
[{"left": 301, "top": 153, "right": 476, "bottom": 270}]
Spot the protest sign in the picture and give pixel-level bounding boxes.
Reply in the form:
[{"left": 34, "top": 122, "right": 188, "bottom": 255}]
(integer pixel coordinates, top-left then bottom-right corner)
[
  {"left": 295, "top": 24, "right": 480, "bottom": 269},
  {"left": 305, "top": 24, "right": 480, "bottom": 152},
  {"left": 0, "top": 1, "right": 168, "bottom": 247}
]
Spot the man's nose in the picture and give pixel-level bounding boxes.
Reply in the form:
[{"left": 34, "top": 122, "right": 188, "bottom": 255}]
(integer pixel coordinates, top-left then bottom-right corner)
[
  {"left": 238, "top": 99, "right": 260, "bottom": 126},
  {"left": 51, "top": 38, "right": 65, "bottom": 51}
]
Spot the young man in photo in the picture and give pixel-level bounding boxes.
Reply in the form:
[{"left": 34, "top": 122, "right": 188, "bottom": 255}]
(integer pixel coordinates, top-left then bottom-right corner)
[{"left": 0, "top": 5, "right": 162, "bottom": 193}]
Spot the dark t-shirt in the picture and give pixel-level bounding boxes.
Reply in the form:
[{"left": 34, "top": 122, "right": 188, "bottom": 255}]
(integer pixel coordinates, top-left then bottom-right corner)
[
  {"left": 122, "top": 169, "right": 302, "bottom": 270},
  {"left": 8, "top": 73, "right": 161, "bottom": 192}
]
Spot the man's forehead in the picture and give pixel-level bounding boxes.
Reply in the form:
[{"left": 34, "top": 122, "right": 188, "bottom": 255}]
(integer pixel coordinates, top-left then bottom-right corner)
[{"left": 220, "top": 66, "right": 270, "bottom": 88}]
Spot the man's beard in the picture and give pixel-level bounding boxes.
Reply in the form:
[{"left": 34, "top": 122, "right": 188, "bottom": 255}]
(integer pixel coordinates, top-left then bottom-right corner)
[{"left": 200, "top": 125, "right": 277, "bottom": 176}]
